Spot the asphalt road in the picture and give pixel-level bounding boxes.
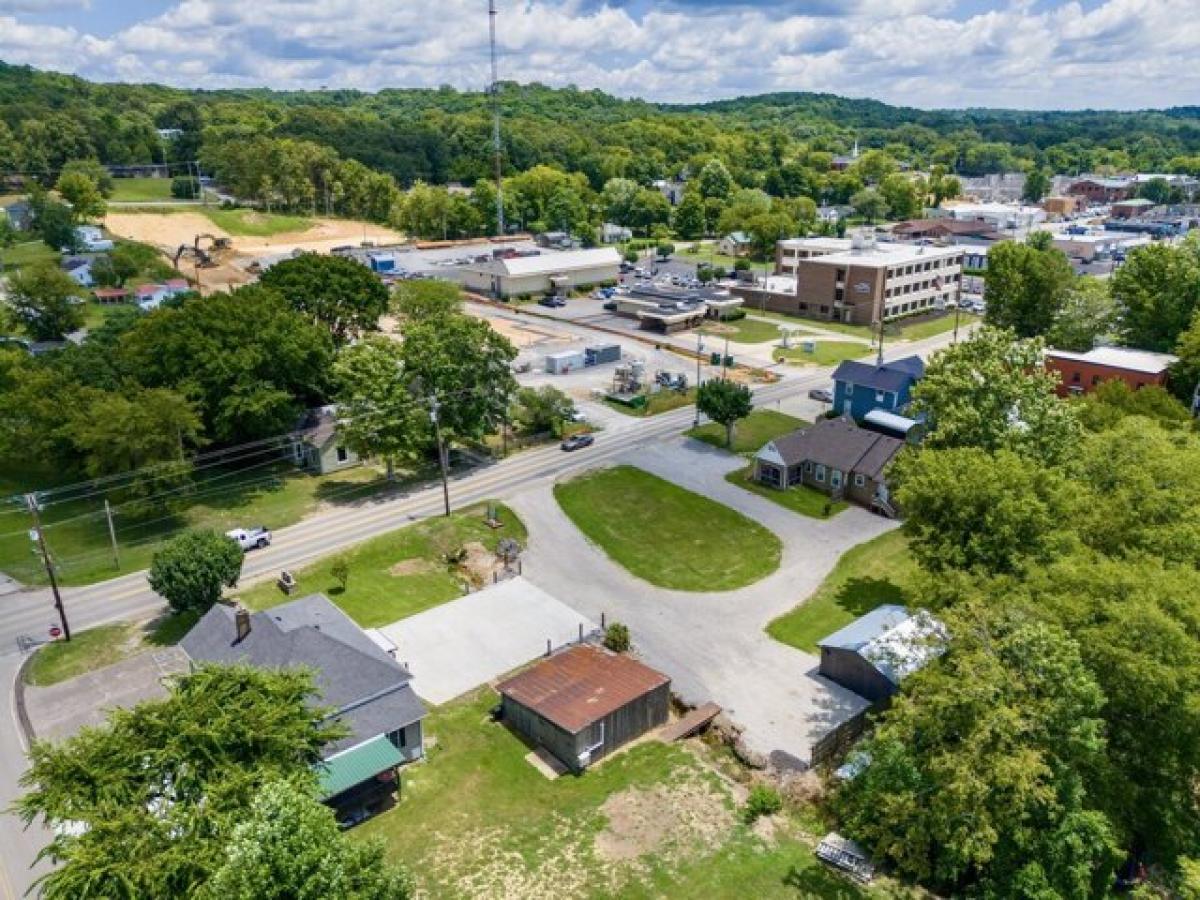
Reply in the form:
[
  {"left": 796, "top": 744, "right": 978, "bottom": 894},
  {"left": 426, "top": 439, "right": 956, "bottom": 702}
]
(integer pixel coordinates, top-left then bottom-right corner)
[{"left": 0, "top": 330, "right": 964, "bottom": 896}]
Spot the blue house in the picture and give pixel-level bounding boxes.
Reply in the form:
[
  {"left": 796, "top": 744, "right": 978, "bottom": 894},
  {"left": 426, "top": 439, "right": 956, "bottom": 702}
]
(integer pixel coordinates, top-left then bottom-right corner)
[{"left": 832, "top": 355, "right": 924, "bottom": 421}]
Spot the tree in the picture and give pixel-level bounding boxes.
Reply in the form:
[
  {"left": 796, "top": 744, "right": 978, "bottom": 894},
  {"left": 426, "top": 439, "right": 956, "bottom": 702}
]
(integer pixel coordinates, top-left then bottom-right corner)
[
  {"left": 1078, "top": 380, "right": 1192, "bottom": 433},
  {"left": 744, "top": 211, "right": 795, "bottom": 258},
  {"left": 879, "top": 173, "right": 921, "bottom": 220},
  {"left": 984, "top": 238, "right": 1076, "bottom": 338},
  {"left": 671, "top": 191, "right": 706, "bottom": 239},
  {"left": 894, "top": 446, "right": 1075, "bottom": 577},
  {"left": 1170, "top": 306, "right": 1200, "bottom": 403},
  {"left": 108, "top": 240, "right": 161, "bottom": 286},
  {"left": 1111, "top": 238, "right": 1200, "bottom": 352},
  {"left": 171, "top": 175, "right": 200, "bottom": 199},
  {"left": 511, "top": 385, "right": 575, "bottom": 435},
  {"left": 1137, "top": 176, "right": 1172, "bottom": 205},
  {"left": 696, "top": 378, "right": 753, "bottom": 448},
  {"left": 121, "top": 285, "right": 333, "bottom": 444},
  {"left": 55, "top": 171, "right": 106, "bottom": 221},
  {"left": 696, "top": 158, "right": 734, "bottom": 200},
  {"left": 850, "top": 149, "right": 897, "bottom": 184},
  {"left": 59, "top": 160, "right": 114, "bottom": 197},
  {"left": 333, "top": 336, "right": 427, "bottom": 478},
  {"left": 399, "top": 313, "right": 518, "bottom": 443},
  {"left": 32, "top": 198, "right": 79, "bottom": 252},
  {"left": 838, "top": 606, "right": 1116, "bottom": 899},
  {"left": 5, "top": 260, "right": 85, "bottom": 339},
  {"left": 391, "top": 279, "right": 462, "bottom": 323},
  {"left": 149, "top": 529, "right": 244, "bottom": 614},
  {"left": 600, "top": 177, "right": 640, "bottom": 225},
  {"left": 1045, "top": 277, "right": 1116, "bottom": 351},
  {"left": 1023, "top": 168, "right": 1051, "bottom": 202},
  {"left": 912, "top": 327, "right": 1081, "bottom": 466},
  {"left": 656, "top": 241, "right": 674, "bottom": 259},
  {"left": 260, "top": 253, "right": 389, "bottom": 345},
  {"left": 850, "top": 187, "right": 888, "bottom": 223},
  {"left": 208, "top": 779, "right": 411, "bottom": 899},
  {"left": 18, "top": 664, "right": 341, "bottom": 900},
  {"left": 330, "top": 556, "right": 350, "bottom": 593}
]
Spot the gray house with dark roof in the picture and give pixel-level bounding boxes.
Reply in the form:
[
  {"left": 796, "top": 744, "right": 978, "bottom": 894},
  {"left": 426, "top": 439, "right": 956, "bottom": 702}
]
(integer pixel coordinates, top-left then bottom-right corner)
[
  {"left": 832, "top": 355, "right": 923, "bottom": 421},
  {"left": 181, "top": 595, "right": 424, "bottom": 821},
  {"left": 291, "top": 406, "right": 359, "bottom": 475},
  {"left": 753, "top": 417, "right": 904, "bottom": 516}
]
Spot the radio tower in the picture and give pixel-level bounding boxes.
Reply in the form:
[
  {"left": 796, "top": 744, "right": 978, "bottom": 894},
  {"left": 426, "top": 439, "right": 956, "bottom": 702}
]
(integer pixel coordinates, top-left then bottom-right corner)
[{"left": 488, "top": 0, "right": 505, "bottom": 237}]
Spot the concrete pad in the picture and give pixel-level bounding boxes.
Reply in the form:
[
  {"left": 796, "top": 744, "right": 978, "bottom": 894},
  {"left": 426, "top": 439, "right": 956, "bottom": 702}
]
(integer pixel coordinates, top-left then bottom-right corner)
[
  {"left": 24, "top": 647, "right": 189, "bottom": 742},
  {"left": 526, "top": 747, "right": 567, "bottom": 779},
  {"left": 378, "top": 576, "right": 596, "bottom": 705}
]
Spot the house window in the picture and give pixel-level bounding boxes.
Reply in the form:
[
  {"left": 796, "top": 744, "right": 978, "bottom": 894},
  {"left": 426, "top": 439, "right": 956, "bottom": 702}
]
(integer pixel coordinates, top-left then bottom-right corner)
[
  {"left": 387, "top": 727, "right": 408, "bottom": 748},
  {"left": 854, "top": 474, "right": 866, "bottom": 487},
  {"left": 830, "top": 470, "right": 843, "bottom": 488},
  {"left": 788, "top": 466, "right": 804, "bottom": 486},
  {"left": 1072, "top": 372, "right": 1081, "bottom": 383},
  {"left": 336, "top": 446, "right": 349, "bottom": 462},
  {"left": 805, "top": 460, "right": 813, "bottom": 472},
  {"left": 875, "top": 391, "right": 886, "bottom": 403},
  {"left": 815, "top": 464, "right": 826, "bottom": 483}
]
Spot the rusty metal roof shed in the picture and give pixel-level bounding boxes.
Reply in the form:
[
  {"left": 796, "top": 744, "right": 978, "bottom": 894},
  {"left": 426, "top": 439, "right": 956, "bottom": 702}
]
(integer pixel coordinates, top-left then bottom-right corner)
[{"left": 496, "top": 645, "right": 670, "bottom": 735}]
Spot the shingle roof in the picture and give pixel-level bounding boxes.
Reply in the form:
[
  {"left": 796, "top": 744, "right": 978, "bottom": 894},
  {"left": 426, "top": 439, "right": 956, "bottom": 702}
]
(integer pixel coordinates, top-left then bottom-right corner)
[
  {"left": 497, "top": 645, "right": 669, "bottom": 735},
  {"left": 181, "top": 595, "right": 424, "bottom": 754},
  {"left": 832, "top": 356, "right": 924, "bottom": 393},
  {"left": 761, "top": 417, "right": 905, "bottom": 476}
]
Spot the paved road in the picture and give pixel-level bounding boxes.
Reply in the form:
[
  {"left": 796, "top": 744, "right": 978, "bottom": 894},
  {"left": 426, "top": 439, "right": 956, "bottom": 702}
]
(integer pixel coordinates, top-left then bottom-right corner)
[{"left": 0, "top": 329, "right": 963, "bottom": 895}]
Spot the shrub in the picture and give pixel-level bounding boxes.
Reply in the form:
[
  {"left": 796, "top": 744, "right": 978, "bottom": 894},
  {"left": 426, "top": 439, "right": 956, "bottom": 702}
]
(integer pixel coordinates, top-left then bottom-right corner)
[
  {"left": 603, "top": 622, "right": 631, "bottom": 653},
  {"left": 743, "top": 784, "right": 783, "bottom": 823},
  {"left": 733, "top": 259, "right": 751, "bottom": 271},
  {"left": 171, "top": 176, "right": 199, "bottom": 200},
  {"left": 330, "top": 556, "right": 350, "bottom": 593},
  {"left": 723, "top": 308, "right": 747, "bottom": 321}
]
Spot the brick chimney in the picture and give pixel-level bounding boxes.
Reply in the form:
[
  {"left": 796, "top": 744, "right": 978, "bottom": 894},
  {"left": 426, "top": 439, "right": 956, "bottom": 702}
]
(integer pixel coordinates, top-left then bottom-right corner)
[{"left": 234, "top": 605, "right": 251, "bottom": 643}]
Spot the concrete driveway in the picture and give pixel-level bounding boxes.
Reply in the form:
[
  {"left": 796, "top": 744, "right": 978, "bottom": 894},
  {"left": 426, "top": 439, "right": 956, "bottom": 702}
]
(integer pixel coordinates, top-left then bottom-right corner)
[
  {"left": 508, "top": 436, "right": 898, "bottom": 765},
  {"left": 377, "top": 576, "right": 596, "bottom": 705}
]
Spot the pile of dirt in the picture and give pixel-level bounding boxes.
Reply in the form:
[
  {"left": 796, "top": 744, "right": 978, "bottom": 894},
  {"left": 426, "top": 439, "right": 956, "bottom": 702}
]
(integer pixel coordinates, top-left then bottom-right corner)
[
  {"left": 594, "top": 777, "right": 734, "bottom": 864},
  {"left": 458, "top": 541, "right": 503, "bottom": 588}
]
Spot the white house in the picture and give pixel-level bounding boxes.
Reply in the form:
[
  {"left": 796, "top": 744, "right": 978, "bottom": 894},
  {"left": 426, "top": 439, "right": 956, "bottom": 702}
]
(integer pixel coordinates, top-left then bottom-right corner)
[
  {"left": 73, "top": 226, "right": 114, "bottom": 253},
  {"left": 718, "top": 232, "right": 753, "bottom": 257},
  {"left": 61, "top": 257, "right": 95, "bottom": 288},
  {"left": 601, "top": 222, "right": 633, "bottom": 244}
]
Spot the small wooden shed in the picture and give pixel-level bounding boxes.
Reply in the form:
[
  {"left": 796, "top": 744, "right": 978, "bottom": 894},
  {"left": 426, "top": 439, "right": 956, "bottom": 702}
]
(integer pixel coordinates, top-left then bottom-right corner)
[{"left": 497, "top": 645, "right": 670, "bottom": 773}]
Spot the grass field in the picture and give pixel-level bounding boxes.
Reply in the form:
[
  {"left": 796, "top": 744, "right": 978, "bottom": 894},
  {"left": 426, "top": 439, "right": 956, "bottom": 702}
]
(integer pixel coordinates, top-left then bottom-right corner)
[
  {"left": 748, "top": 308, "right": 980, "bottom": 343},
  {"left": 0, "top": 463, "right": 396, "bottom": 587},
  {"left": 357, "top": 688, "right": 889, "bottom": 899},
  {"left": 701, "top": 317, "right": 785, "bottom": 344},
  {"left": 687, "top": 410, "right": 805, "bottom": 455},
  {"left": 109, "top": 178, "right": 175, "bottom": 203},
  {"left": 236, "top": 503, "right": 527, "bottom": 628},
  {"left": 678, "top": 245, "right": 772, "bottom": 273},
  {"left": 774, "top": 341, "right": 872, "bottom": 367},
  {"left": 767, "top": 529, "right": 918, "bottom": 652},
  {"left": 604, "top": 388, "right": 695, "bottom": 418},
  {"left": 896, "top": 311, "right": 981, "bottom": 340},
  {"left": 0, "top": 240, "right": 56, "bottom": 274},
  {"left": 23, "top": 610, "right": 196, "bottom": 687},
  {"left": 554, "top": 466, "right": 781, "bottom": 591},
  {"left": 202, "top": 208, "right": 311, "bottom": 236},
  {"left": 724, "top": 465, "right": 847, "bottom": 520}
]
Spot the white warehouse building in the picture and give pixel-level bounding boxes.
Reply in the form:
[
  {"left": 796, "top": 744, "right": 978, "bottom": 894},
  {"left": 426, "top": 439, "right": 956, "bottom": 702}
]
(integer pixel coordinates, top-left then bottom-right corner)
[{"left": 453, "top": 247, "right": 622, "bottom": 299}]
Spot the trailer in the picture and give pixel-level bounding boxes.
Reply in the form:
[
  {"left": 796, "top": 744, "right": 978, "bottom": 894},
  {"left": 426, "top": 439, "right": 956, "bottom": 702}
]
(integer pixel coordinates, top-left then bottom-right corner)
[
  {"left": 585, "top": 344, "right": 622, "bottom": 366},
  {"left": 544, "top": 349, "right": 587, "bottom": 374}
]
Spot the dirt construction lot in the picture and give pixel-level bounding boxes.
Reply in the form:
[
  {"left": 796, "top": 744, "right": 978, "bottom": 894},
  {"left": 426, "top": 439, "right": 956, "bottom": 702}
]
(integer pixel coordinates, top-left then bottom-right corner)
[{"left": 104, "top": 211, "right": 406, "bottom": 293}]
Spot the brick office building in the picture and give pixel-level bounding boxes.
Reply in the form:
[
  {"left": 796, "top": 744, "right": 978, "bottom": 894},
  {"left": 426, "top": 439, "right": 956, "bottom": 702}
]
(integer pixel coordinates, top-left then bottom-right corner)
[{"left": 1045, "top": 346, "right": 1178, "bottom": 396}]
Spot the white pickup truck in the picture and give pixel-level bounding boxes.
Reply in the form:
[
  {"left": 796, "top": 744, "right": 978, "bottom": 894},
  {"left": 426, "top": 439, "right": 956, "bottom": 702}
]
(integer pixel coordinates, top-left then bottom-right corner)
[{"left": 225, "top": 526, "right": 272, "bottom": 551}]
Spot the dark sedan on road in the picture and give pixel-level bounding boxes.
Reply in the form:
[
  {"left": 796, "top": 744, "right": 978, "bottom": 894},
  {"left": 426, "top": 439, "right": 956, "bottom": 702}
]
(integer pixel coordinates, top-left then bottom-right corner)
[
  {"left": 560, "top": 433, "right": 595, "bottom": 452},
  {"left": 808, "top": 387, "right": 834, "bottom": 403}
]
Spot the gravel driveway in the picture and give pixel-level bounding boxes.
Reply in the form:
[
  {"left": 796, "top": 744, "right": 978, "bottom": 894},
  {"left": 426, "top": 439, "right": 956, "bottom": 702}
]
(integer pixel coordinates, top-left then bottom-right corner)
[{"left": 508, "top": 435, "right": 898, "bottom": 764}]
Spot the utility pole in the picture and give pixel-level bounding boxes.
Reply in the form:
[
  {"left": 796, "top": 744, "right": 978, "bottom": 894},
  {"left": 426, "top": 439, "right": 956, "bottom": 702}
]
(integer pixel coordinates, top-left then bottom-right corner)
[
  {"left": 26, "top": 494, "right": 70, "bottom": 642},
  {"left": 104, "top": 499, "right": 119, "bottom": 570},
  {"left": 693, "top": 333, "right": 705, "bottom": 427},
  {"left": 428, "top": 398, "right": 452, "bottom": 517},
  {"left": 489, "top": 0, "right": 505, "bottom": 237},
  {"left": 875, "top": 310, "right": 885, "bottom": 366}
]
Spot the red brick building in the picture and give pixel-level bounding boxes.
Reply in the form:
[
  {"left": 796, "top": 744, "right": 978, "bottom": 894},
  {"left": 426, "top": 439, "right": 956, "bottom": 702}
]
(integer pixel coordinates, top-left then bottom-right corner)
[{"left": 1045, "top": 346, "right": 1177, "bottom": 396}]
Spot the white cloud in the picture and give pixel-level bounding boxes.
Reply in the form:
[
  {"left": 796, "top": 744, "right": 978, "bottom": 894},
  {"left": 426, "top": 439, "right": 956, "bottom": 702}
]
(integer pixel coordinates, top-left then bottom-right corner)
[{"left": 0, "top": 0, "right": 1198, "bottom": 109}]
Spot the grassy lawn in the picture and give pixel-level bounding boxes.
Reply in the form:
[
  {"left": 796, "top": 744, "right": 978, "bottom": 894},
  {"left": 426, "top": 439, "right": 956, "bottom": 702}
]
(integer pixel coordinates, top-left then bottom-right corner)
[
  {"left": 0, "top": 463, "right": 395, "bottom": 587},
  {"left": 0, "top": 240, "right": 56, "bottom": 274},
  {"left": 604, "top": 388, "right": 695, "bottom": 418},
  {"left": 202, "top": 208, "right": 311, "bottom": 236},
  {"left": 236, "top": 502, "right": 527, "bottom": 628},
  {"left": 701, "top": 316, "right": 785, "bottom": 344},
  {"left": 687, "top": 410, "right": 806, "bottom": 456},
  {"left": 767, "top": 529, "right": 918, "bottom": 652},
  {"left": 774, "top": 341, "right": 872, "bottom": 367},
  {"left": 22, "top": 610, "right": 198, "bottom": 687},
  {"left": 109, "top": 177, "right": 175, "bottom": 202},
  {"left": 554, "top": 466, "right": 781, "bottom": 591},
  {"left": 724, "top": 465, "right": 847, "bottom": 520},
  {"left": 678, "top": 245, "right": 772, "bottom": 273},
  {"left": 357, "top": 688, "right": 885, "bottom": 899},
  {"left": 895, "top": 311, "right": 981, "bottom": 341}
]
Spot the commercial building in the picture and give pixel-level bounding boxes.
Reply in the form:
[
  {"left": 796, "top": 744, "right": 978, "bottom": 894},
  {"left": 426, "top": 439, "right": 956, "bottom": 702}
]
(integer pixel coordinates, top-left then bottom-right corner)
[
  {"left": 1051, "top": 231, "right": 1150, "bottom": 262},
  {"left": 453, "top": 247, "right": 621, "bottom": 299},
  {"left": 1045, "top": 346, "right": 1178, "bottom": 396},
  {"left": 888, "top": 218, "right": 1002, "bottom": 243},
  {"left": 497, "top": 644, "right": 670, "bottom": 773},
  {"left": 1042, "top": 195, "right": 1081, "bottom": 218},
  {"left": 182, "top": 596, "right": 426, "bottom": 822},
  {"left": 932, "top": 201, "right": 1046, "bottom": 232},
  {"left": 611, "top": 284, "right": 743, "bottom": 334},
  {"left": 958, "top": 172, "right": 1027, "bottom": 203},
  {"left": 1111, "top": 198, "right": 1157, "bottom": 219},
  {"left": 1068, "top": 176, "right": 1134, "bottom": 203},
  {"left": 818, "top": 606, "right": 945, "bottom": 703},
  {"left": 761, "top": 234, "right": 963, "bottom": 325}
]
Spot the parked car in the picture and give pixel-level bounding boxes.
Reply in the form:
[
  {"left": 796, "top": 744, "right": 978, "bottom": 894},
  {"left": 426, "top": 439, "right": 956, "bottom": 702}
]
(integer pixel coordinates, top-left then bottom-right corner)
[
  {"left": 560, "top": 433, "right": 595, "bottom": 452},
  {"left": 226, "top": 526, "right": 272, "bottom": 550},
  {"left": 808, "top": 387, "right": 834, "bottom": 403},
  {"left": 602, "top": 300, "right": 618, "bottom": 311},
  {"left": 538, "top": 295, "right": 567, "bottom": 308}
]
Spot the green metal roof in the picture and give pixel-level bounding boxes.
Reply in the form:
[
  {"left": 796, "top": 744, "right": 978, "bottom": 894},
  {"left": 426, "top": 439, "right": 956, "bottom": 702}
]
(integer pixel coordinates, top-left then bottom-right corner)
[{"left": 317, "top": 735, "right": 406, "bottom": 799}]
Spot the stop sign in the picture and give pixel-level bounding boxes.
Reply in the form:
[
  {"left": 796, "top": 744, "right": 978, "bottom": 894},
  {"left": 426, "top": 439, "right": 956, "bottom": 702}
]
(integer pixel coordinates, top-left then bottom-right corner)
[{"left": 49, "top": 626, "right": 61, "bottom": 639}]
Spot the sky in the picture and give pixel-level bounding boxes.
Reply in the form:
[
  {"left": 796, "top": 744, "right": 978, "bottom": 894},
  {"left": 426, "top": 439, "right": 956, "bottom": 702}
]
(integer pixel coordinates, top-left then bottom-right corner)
[{"left": 0, "top": 0, "right": 1197, "bottom": 110}]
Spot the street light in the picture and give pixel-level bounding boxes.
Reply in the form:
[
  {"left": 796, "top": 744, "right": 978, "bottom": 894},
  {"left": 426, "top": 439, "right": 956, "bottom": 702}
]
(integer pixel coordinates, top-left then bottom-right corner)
[{"left": 693, "top": 333, "right": 705, "bottom": 427}]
